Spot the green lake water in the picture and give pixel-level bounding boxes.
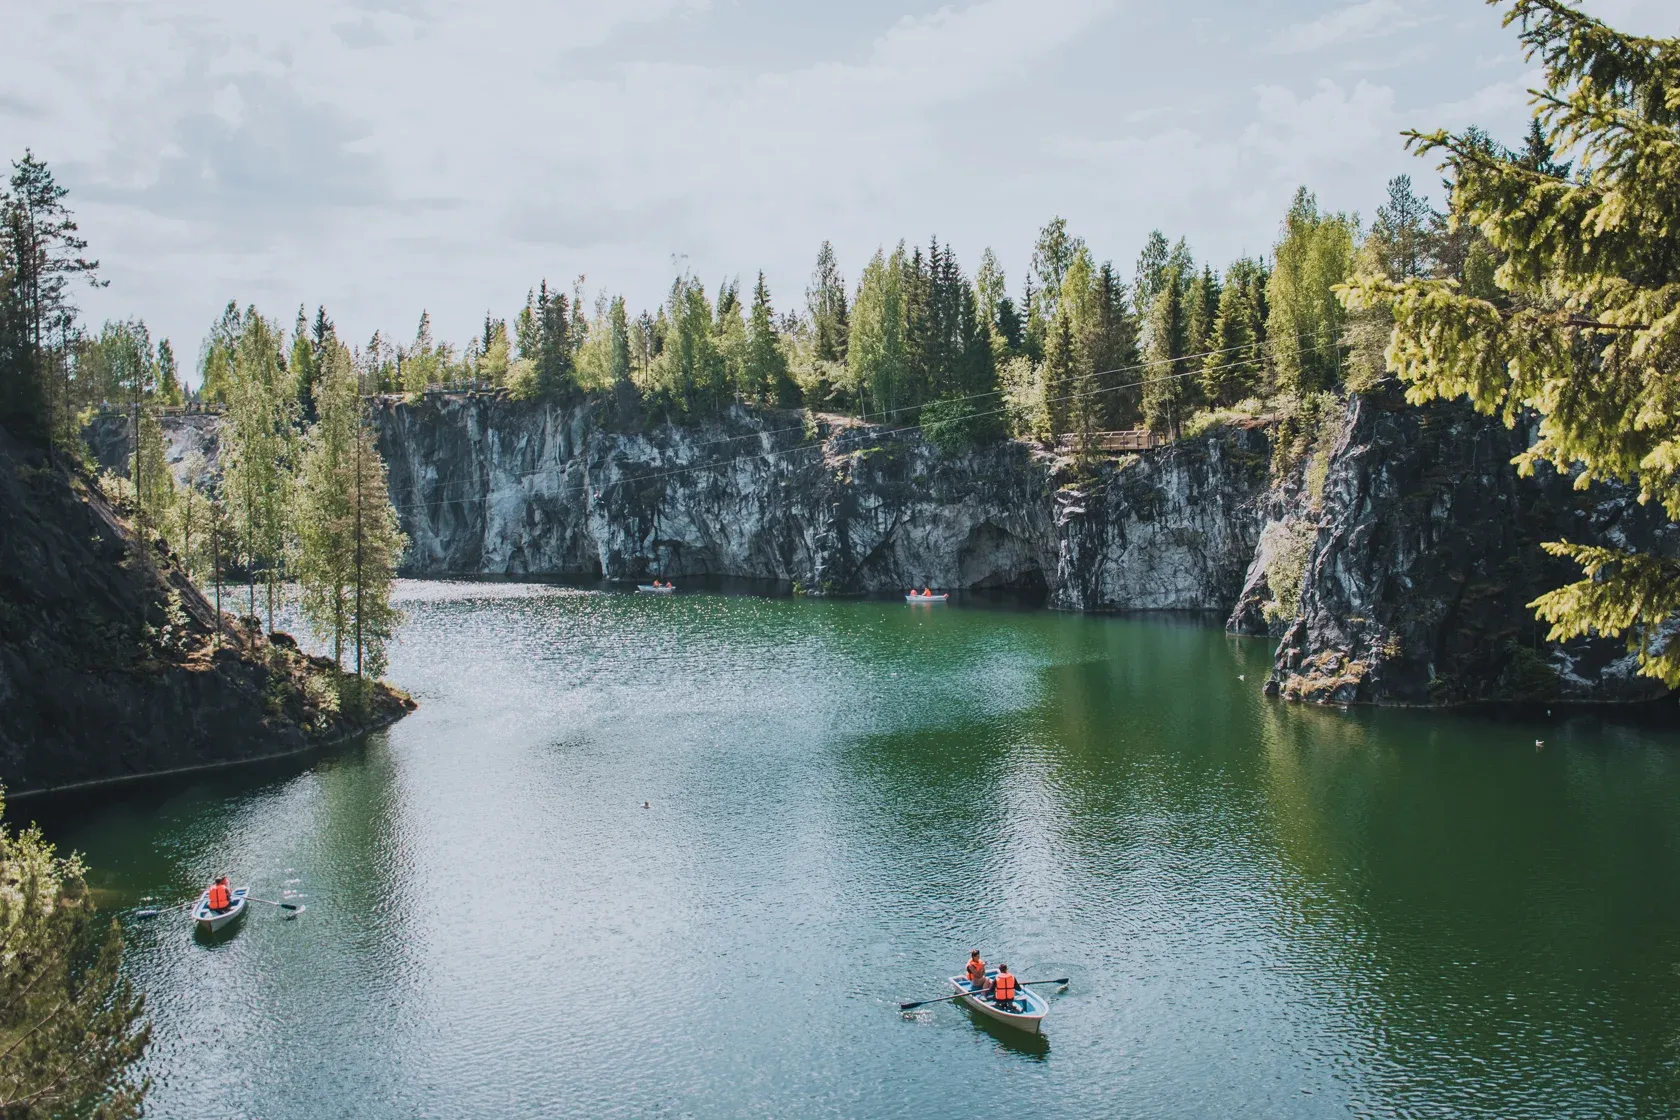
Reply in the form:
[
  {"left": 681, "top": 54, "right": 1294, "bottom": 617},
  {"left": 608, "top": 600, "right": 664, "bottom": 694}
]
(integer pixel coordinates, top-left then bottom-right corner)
[{"left": 25, "top": 581, "right": 1680, "bottom": 1118}]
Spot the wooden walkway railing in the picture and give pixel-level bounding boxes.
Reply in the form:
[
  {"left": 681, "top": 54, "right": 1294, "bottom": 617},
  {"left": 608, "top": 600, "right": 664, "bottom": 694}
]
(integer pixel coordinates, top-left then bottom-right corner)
[{"left": 1058, "top": 429, "right": 1171, "bottom": 452}]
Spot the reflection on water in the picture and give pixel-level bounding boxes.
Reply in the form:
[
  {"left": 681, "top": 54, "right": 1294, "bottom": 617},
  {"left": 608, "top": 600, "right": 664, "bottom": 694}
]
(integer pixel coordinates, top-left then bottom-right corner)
[{"left": 24, "top": 580, "right": 1680, "bottom": 1119}]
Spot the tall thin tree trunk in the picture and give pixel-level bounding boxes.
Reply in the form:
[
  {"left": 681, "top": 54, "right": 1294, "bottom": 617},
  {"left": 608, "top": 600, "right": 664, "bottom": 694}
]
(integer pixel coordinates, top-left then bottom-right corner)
[{"left": 213, "top": 518, "right": 221, "bottom": 649}]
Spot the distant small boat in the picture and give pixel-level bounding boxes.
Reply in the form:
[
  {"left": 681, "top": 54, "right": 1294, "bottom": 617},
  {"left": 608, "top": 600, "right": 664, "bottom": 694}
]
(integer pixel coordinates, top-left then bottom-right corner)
[
  {"left": 906, "top": 593, "right": 949, "bottom": 603},
  {"left": 191, "top": 887, "right": 248, "bottom": 933},
  {"left": 948, "top": 971, "right": 1048, "bottom": 1034},
  {"left": 637, "top": 584, "right": 676, "bottom": 595}
]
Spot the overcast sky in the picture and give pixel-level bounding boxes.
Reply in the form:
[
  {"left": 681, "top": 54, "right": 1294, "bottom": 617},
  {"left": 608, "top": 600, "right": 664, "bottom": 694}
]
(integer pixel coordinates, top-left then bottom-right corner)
[{"left": 4, "top": 0, "right": 1673, "bottom": 366}]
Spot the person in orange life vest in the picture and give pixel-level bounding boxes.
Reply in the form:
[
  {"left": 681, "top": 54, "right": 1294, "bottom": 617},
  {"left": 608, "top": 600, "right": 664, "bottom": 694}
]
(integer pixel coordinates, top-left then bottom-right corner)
[
  {"left": 989, "top": 963, "right": 1020, "bottom": 1010},
  {"left": 206, "top": 875, "right": 232, "bottom": 913},
  {"left": 965, "top": 950, "right": 987, "bottom": 990},
  {"left": 922, "top": 587, "right": 933, "bottom": 597}
]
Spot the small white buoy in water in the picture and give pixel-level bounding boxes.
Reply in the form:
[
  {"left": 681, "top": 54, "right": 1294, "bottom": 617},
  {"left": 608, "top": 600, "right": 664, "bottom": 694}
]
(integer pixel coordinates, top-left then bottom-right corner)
[
  {"left": 1238, "top": 674, "right": 1246, "bottom": 681},
  {"left": 1535, "top": 740, "right": 1545, "bottom": 750}
]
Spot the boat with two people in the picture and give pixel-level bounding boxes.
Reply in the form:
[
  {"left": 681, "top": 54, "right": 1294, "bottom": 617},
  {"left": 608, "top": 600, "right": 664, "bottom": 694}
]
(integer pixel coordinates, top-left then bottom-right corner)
[
  {"left": 906, "top": 587, "right": 948, "bottom": 604},
  {"left": 638, "top": 580, "right": 677, "bottom": 595},
  {"left": 901, "top": 953, "right": 1064, "bottom": 1035}
]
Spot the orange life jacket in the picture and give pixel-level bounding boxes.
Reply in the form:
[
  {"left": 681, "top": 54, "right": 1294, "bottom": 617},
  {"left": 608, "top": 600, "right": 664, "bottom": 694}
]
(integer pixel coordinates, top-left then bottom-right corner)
[
  {"left": 207, "top": 883, "right": 231, "bottom": 910},
  {"left": 992, "top": 972, "right": 1018, "bottom": 1001},
  {"left": 966, "top": 959, "right": 986, "bottom": 985}
]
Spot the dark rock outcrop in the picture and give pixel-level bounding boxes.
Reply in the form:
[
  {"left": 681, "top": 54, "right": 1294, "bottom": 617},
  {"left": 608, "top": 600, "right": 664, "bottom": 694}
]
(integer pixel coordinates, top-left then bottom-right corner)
[
  {"left": 1268, "top": 386, "right": 1680, "bottom": 705},
  {"left": 0, "top": 428, "right": 412, "bottom": 796}
]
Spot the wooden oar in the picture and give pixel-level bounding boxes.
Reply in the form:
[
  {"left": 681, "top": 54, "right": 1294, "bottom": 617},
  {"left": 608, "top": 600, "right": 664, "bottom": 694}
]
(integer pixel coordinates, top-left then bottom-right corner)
[
  {"left": 899, "top": 978, "right": 1069, "bottom": 1011},
  {"left": 246, "top": 895, "right": 304, "bottom": 913}
]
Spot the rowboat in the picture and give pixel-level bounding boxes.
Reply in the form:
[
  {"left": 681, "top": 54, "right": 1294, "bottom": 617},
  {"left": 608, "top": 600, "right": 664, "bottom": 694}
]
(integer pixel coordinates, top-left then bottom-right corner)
[
  {"left": 947, "top": 971, "right": 1049, "bottom": 1034},
  {"left": 191, "top": 887, "right": 248, "bottom": 933},
  {"left": 637, "top": 584, "right": 676, "bottom": 595},
  {"left": 906, "top": 593, "right": 949, "bottom": 604}
]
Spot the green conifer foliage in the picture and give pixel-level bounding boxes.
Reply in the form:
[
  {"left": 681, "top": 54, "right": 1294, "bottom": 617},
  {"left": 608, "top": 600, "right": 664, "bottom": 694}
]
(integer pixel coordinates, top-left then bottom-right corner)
[
  {"left": 0, "top": 794, "right": 150, "bottom": 1119},
  {"left": 1142, "top": 267, "right": 1197, "bottom": 435},
  {"left": 849, "top": 247, "right": 907, "bottom": 419},
  {"left": 1268, "top": 187, "right": 1356, "bottom": 392},
  {"left": 220, "top": 309, "right": 295, "bottom": 628},
  {"left": 1203, "top": 266, "right": 1265, "bottom": 406},
  {"left": 1343, "top": 0, "right": 1680, "bottom": 685},
  {"left": 743, "top": 274, "right": 790, "bottom": 406}
]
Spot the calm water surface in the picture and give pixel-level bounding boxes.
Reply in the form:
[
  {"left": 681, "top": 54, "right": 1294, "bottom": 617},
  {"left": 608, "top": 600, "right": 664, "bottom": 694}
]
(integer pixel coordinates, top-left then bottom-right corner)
[{"left": 27, "top": 582, "right": 1680, "bottom": 1118}]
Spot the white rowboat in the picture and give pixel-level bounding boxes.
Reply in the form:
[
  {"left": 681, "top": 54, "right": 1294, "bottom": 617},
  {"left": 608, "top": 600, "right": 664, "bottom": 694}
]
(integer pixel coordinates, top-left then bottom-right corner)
[
  {"left": 191, "top": 887, "right": 248, "bottom": 933},
  {"left": 637, "top": 585, "right": 676, "bottom": 594},
  {"left": 906, "top": 594, "right": 949, "bottom": 604},
  {"left": 947, "top": 971, "right": 1049, "bottom": 1034}
]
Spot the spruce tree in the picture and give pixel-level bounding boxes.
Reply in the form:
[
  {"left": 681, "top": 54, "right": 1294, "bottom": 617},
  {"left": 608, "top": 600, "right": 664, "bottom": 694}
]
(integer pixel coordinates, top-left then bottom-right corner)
[
  {"left": 744, "top": 273, "right": 790, "bottom": 406},
  {"left": 1142, "top": 268, "right": 1195, "bottom": 436},
  {"left": 289, "top": 305, "right": 315, "bottom": 414},
  {"left": 807, "top": 242, "right": 849, "bottom": 364},
  {"left": 1343, "top": 0, "right": 1680, "bottom": 685},
  {"left": 1185, "top": 266, "right": 1222, "bottom": 361}
]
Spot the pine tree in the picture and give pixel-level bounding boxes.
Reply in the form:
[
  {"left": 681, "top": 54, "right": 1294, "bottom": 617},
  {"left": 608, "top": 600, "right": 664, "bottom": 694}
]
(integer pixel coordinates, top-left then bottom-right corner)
[
  {"left": 1044, "top": 308, "right": 1078, "bottom": 438},
  {"left": 1030, "top": 217, "right": 1086, "bottom": 323},
  {"left": 1142, "top": 268, "right": 1195, "bottom": 436},
  {"left": 197, "top": 301, "right": 241, "bottom": 403},
  {"left": 134, "top": 404, "right": 176, "bottom": 544},
  {"left": 743, "top": 273, "right": 790, "bottom": 405},
  {"left": 807, "top": 242, "right": 849, "bottom": 364},
  {"left": 1203, "top": 268, "right": 1265, "bottom": 406},
  {"left": 1088, "top": 263, "right": 1141, "bottom": 428},
  {"left": 1342, "top": 0, "right": 1680, "bottom": 686},
  {"left": 221, "top": 309, "right": 294, "bottom": 629},
  {"left": 289, "top": 305, "right": 316, "bottom": 414},
  {"left": 155, "top": 339, "right": 182, "bottom": 405},
  {"left": 0, "top": 151, "right": 102, "bottom": 443},
  {"left": 1268, "top": 187, "right": 1355, "bottom": 393},
  {"left": 849, "top": 247, "right": 907, "bottom": 418},
  {"left": 536, "top": 282, "right": 575, "bottom": 396},
  {"left": 0, "top": 795, "right": 150, "bottom": 1119},
  {"left": 1133, "top": 230, "right": 1171, "bottom": 312},
  {"left": 296, "top": 338, "right": 405, "bottom": 681},
  {"left": 296, "top": 341, "right": 358, "bottom": 666},
  {"left": 1185, "top": 267, "right": 1222, "bottom": 361}
]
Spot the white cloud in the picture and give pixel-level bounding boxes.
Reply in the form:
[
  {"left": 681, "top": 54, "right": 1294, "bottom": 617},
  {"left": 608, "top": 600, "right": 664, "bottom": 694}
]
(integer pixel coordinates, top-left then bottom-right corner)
[
  {"left": 0, "top": 0, "right": 1590, "bottom": 362},
  {"left": 1270, "top": 0, "right": 1418, "bottom": 54}
]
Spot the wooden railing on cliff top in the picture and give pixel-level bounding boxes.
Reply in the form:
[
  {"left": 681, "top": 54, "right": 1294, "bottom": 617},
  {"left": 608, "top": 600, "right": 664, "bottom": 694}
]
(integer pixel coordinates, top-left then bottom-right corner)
[{"left": 1057, "top": 429, "right": 1171, "bottom": 453}]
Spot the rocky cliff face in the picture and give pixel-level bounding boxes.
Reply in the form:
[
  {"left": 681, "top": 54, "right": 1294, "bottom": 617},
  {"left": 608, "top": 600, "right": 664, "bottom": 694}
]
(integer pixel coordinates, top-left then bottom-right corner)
[
  {"left": 107, "top": 390, "right": 1680, "bottom": 707},
  {"left": 1267, "top": 386, "right": 1679, "bottom": 705},
  {"left": 0, "top": 426, "right": 411, "bottom": 796},
  {"left": 371, "top": 393, "right": 1270, "bottom": 610},
  {"left": 84, "top": 410, "right": 221, "bottom": 489}
]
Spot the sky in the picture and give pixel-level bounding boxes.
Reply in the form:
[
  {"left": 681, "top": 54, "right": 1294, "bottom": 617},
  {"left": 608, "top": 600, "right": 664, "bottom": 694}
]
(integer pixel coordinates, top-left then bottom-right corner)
[{"left": 3, "top": 0, "right": 1673, "bottom": 369}]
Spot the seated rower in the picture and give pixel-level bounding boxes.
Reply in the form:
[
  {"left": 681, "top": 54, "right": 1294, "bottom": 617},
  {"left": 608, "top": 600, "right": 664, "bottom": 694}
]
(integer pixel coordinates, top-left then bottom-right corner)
[
  {"left": 206, "top": 875, "right": 233, "bottom": 913},
  {"left": 965, "top": 950, "right": 987, "bottom": 990},
  {"left": 989, "top": 962, "right": 1019, "bottom": 1011},
  {"left": 922, "top": 587, "right": 933, "bottom": 598}
]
